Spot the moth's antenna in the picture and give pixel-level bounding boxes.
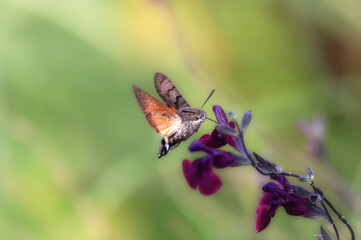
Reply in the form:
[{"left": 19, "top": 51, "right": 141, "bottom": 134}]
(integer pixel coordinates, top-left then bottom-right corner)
[
  {"left": 206, "top": 117, "right": 218, "bottom": 124},
  {"left": 200, "top": 89, "right": 217, "bottom": 124},
  {"left": 200, "top": 89, "right": 215, "bottom": 110}
]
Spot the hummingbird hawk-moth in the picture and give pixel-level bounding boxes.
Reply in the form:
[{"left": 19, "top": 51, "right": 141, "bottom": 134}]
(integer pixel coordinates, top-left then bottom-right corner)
[{"left": 133, "top": 72, "right": 212, "bottom": 158}]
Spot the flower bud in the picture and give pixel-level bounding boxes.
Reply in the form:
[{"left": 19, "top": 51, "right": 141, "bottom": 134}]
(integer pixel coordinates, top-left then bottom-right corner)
[
  {"left": 227, "top": 110, "right": 237, "bottom": 121},
  {"left": 215, "top": 124, "right": 238, "bottom": 136},
  {"left": 254, "top": 152, "right": 282, "bottom": 173},
  {"left": 240, "top": 111, "right": 252, "bottom": 132},
  {"left": 298, "top": 176, "right": 312, "bottom": 184},
  {"left": 292, "top": 185, "right": 313, "bottom": 198},
  {"left": 229, "top": 152, "right": 250, "bottom": 167},
  {"left": 307, "top": 166, "right": 315, "bottom": 181},
  {"left": 315, "top": 226, "right": 332, "bottom": 240}
]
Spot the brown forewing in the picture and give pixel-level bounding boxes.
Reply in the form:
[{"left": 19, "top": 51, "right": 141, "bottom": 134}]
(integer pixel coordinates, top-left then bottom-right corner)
[
  {"left": 154, "top": 72, "right": 190, "bottom": 109},
  {"left": 133, "top": 85, "right": 181, "bottom": 137}
]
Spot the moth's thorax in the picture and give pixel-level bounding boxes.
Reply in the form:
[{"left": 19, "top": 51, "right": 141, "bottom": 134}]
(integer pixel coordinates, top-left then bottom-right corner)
[{"left": 176, "top": 107, "right": 206, "bottom": 135}]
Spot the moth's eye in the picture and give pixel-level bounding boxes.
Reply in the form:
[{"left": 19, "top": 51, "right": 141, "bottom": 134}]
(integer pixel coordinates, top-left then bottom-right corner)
[{"left": 193, "top": 116, "right": 199, "bottom": 121}]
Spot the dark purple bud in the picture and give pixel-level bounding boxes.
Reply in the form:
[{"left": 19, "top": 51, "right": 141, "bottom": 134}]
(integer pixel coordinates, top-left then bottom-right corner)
[
  {"left": 254, "top": 152, "right": 283, "bottom": 173},
  {"left": 307, "top": 166, "right": 315, "bottom": 181},
  {"left": 240, "top": 111, "right": 252, "bottom": 132},
  {"left": 229, "top": 152, "right": 250, "bottom": 166},
  {"left": 215, "top": 124, "right": 238, "bottom": 136},
  {"left": 320, "top": 226, "right": 332, "bottom": 240},
  {"left": 298, "top": 176, "right": 312, "bottom": 184},
  {"left": 292, "top": 185, "right": 313, "bottom": 198}
]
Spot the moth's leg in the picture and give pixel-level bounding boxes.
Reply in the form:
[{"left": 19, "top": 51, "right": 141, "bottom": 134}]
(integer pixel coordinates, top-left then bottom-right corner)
[
  {"left": 169, "top": 142, "right": 180, "bottom": 150},
  {"left": 158, "top": 138, "right": 169, "bottom": 158},
  {"left": 164, "top": 138, "right": 170, "bottom": 151}
]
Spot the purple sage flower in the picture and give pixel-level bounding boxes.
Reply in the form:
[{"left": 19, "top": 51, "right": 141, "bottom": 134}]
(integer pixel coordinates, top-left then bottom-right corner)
[
  {"left": 182, "top": 156, "right": 222, "bottom": 195},
  {"left": 200, "top": 105, "right": 236, "bottom": 148},
  {"left": 256, "top": 175, "right": 326, "bottom": 232},
  {"left": 182, "top": 140, "right": 235, "bottom": 195}
]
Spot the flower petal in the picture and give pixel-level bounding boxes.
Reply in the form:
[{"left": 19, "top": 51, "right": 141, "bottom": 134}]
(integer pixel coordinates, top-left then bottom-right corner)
[
  {"left": 198, "top": 172, "right": 222, "bottom": 195},
  {"left": 284, "top": 194, "right": 310, "bottom": 216},
  {"left": 262, "top": 182, "right": 283, "bottom": 196},
  {"left": 189, "top": 140, "right": 210, "bottom": 153},
  {"left": 213, "top": 152, "right": 234, "bottom": 168},
  {"left": 199, "top": 130, "right": 227, "bottom": 148},
  {"left": 224, "top": 122, "right": 236, "bottom": 147},
  {"left": 224, "top": 135, "right": 236, "bottom": 147},
  {"left": 189, "top": 140, "right": 222, "bottom": 155},
  {"left": 199, "top": 133, "right": 211, "bottom": 144},
  {"left": 256, "top": 205, "right": 271, "bottom": 232},
  {"left": 256, "top": 203, "right": 282, "bottom": 232},
  {"left": 271, "top": 175, "right": 292, "bottom": 192},
  {"left": 189, "top": 141, "right": 235, "bottom": 168},
  {"left": 284, "top": 202, "right": 309, "bottom": 216},
  {"left": 213, "top": 105, "right": 228, "bottom": 124},
  {"left": 256, "top": 192, "right": 283, "bottom": 232},
  {"left": 183, "top": 156, "right": 216, "bottom": 194},
  {"left": 182, "top": 159, "right": 198, "bottom": 189},
  {"left": 258, "top": 192, "right": 279, "bottom": 206},
  {"left": 304, "top": 200, "right": 327, "bottom": 219},
  {"left": 268, "top": 201, "right": 283, "bottom": 217}
]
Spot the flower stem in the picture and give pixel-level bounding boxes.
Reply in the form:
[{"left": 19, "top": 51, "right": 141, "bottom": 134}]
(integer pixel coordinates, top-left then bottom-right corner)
[
  {"left": 311, "top": 183, "right": 340, "bottom": 240},
  {"left": 321, "top": 200, "right": 339, "bottom": 240},
  {"left": 236, "top": 118, "right": 355, "bottom": 239},
  {"left": 315, "top": 186, "right": 355, "bottom": 240}
]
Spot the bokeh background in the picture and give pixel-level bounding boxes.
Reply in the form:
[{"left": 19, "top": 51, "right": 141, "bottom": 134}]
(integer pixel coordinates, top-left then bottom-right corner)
[{"left": 0, "top": 0, "right": 360, "bottom": 239}]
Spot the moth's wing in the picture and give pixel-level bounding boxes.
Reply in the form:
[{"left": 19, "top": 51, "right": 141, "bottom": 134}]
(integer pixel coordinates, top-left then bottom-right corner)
[
  {"left": 154, "top": 72, "right": 190, "bottom": 109},
  {"left": 133, "top": 85, "right": 181, "bottom": 137},
  {"left": 145, "top": 112, "right": 181, "bottom": 137}
]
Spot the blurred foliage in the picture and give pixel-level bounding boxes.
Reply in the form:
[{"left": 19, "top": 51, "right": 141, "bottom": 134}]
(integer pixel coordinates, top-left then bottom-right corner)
[{"left": 0, "top": 0, "right": 360, "bottom": 239}]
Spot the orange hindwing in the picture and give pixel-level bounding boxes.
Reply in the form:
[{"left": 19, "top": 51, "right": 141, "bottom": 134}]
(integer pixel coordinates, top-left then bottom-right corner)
[{"left": 133, "top": 86, "right": 181, "bottom": 137}]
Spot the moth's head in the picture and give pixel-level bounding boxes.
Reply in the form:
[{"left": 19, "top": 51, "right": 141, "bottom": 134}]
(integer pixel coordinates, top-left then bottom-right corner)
[{"left": 181, "top": 108, "right": 206, "bottom": 125}]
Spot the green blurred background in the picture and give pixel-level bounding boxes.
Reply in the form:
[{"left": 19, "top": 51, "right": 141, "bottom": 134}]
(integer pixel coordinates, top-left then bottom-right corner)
[{"left": 0, "top": 0, "right": 360, "bottom": 239}]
